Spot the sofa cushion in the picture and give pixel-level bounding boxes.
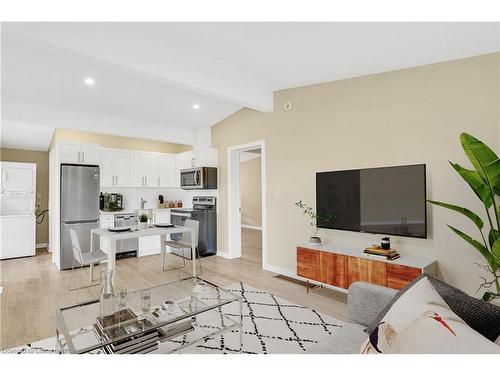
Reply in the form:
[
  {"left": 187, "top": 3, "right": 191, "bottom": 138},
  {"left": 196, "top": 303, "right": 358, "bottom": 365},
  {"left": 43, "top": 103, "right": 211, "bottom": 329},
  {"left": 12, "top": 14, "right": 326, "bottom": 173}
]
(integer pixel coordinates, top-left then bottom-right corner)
[
  {"left": 361, "top": 277, "right": 500, "bottom": 354},
  {"left": 347, "top": 282, "right": 397, "bottom": 327},
  {"left": 366, "top": 273, "right": 500, "bottom": 342},
  {"left": 306, "top": 323, "right": 367, "bottom": 354}
]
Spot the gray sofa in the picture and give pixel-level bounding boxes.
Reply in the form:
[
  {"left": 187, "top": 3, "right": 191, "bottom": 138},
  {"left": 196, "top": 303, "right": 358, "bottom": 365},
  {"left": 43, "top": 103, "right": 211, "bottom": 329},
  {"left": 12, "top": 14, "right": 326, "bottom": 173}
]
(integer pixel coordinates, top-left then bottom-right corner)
[{"left": 307, "top": 281, "right": 397, "bottom": 354}]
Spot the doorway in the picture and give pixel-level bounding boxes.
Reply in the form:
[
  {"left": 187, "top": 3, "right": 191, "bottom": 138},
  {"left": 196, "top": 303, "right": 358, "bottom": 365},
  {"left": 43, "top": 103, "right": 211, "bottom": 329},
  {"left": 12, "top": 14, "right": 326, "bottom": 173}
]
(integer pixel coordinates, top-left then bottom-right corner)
[{"left": 227, "top": 140, "right": 266, "bottom": 267}]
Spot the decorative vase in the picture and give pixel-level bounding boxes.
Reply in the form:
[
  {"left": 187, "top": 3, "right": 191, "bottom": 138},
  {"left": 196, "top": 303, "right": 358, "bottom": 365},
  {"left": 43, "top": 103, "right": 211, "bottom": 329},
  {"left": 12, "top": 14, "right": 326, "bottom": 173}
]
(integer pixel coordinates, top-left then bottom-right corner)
[
  {"left": 139, "top": 221, "right": 148, "bottom": 229},
  {"left": 309, "top": 236, "right": 322, "bottom": 245},
  {"left": 100, "top": 269, "right": 115, "bottom": 318}
]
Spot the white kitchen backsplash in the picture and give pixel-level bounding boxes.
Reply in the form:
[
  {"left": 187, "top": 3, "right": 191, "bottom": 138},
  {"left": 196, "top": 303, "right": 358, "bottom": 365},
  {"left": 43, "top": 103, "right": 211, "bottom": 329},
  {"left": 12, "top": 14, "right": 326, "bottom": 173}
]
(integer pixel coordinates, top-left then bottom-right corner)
[{"left": 101, "top": 187, "right": 218, "bottom": 211}]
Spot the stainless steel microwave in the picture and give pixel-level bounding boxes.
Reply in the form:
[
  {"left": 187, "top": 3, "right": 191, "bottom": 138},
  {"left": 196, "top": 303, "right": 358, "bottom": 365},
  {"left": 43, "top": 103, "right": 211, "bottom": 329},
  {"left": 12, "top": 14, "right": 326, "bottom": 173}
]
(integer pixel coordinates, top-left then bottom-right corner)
[{"left": 180, "top": 167, "right": 217, "bottom": 190}]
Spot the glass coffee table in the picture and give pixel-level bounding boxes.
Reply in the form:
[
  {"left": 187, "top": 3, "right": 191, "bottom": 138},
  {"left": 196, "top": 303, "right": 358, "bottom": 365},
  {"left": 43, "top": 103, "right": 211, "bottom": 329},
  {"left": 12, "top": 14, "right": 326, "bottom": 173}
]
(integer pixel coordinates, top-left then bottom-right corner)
[{"left": 55, "top": 277, "right": 243, "bottom": 354}]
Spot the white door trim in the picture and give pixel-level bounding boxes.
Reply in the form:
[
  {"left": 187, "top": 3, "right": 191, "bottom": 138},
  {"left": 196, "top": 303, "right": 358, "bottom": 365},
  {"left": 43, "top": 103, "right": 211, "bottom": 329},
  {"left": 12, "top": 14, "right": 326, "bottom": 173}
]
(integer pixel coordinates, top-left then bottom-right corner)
[{"left": 227, "top": 140, "right": 266, "bottom": 267}]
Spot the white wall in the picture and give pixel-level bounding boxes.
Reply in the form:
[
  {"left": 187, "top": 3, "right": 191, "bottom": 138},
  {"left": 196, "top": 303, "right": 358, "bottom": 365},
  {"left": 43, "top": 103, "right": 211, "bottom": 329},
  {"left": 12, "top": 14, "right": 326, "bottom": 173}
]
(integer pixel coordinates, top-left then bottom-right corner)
[{"left": 240, "top": 155, "right": 262, "bottom": 227}]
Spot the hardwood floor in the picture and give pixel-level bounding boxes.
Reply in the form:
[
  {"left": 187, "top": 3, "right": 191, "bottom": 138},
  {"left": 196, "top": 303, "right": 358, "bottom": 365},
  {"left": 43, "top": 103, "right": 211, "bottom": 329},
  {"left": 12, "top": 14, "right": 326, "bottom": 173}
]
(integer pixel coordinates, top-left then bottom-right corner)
[
  {"left": 0, "top": 241, "right": 347, "bottom": 350},
  {"left": 241, "top": 227, "right": 262, "bottom": 266}
]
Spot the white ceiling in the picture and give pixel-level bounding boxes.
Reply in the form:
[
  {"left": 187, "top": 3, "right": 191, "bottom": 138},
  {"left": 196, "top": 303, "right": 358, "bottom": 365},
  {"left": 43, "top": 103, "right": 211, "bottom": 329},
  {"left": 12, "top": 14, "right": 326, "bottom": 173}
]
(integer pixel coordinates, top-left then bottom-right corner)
[
  {"left": 2, "top": 22, "right": 499, "bottom": 151},
  {"left": 0, "top": 120, "right": 55, "bottom": 151}
]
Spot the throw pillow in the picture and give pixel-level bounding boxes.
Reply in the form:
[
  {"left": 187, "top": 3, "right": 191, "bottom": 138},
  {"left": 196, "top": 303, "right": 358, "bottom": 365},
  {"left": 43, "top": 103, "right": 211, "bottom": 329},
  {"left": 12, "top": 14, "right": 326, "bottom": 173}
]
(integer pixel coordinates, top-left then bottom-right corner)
[
  {"left": 360, "top": 277, "right": 500, "bottom": 354},
  {"left": 366, "top": 273, "right": 500, "bottom": 342}
]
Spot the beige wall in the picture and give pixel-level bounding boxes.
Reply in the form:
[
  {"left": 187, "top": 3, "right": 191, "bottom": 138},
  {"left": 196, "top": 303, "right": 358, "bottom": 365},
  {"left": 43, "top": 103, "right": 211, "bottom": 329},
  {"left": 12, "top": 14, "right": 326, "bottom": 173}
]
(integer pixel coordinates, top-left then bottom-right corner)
[
  {"left": 240, "top": 156, "right": 262, "bottom": 227},
  {"left": 213, "top": 53, "right": 500, "bottom": 296},
  {"left": 50, "top": 128, "right": 192, "bottom": 153},
  {"left": 0, "top": 148, "right": 49, "bottom": 245}
]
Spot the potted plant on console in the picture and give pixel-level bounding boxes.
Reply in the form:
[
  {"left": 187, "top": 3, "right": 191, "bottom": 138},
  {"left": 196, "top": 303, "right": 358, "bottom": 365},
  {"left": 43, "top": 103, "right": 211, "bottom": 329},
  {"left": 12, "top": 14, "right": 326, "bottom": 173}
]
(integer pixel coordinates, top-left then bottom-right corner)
[{"left": 294, "top": 200, "right": 334, "bottom": 245}]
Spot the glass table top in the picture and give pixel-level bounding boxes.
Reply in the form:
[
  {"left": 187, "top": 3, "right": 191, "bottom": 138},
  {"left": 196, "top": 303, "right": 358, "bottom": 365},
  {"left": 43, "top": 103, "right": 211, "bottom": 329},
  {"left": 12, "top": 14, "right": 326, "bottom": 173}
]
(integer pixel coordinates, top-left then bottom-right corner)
[{"left": 56, "top": 276, "right": 241, "bottom": 354}]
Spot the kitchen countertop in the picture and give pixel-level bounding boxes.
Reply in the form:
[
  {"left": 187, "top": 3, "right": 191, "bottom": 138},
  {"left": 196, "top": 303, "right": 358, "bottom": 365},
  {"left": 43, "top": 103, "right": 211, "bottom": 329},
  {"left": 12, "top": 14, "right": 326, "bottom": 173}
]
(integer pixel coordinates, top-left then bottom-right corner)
[{"left": 100, "top": 208, "right": 182, "bottom": 215}]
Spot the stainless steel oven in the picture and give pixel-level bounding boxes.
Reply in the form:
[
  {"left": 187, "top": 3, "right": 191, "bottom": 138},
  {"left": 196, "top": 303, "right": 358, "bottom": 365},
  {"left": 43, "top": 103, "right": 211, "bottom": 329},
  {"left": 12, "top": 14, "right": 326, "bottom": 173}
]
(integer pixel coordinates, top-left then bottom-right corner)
[
  {"left": 180, "top": 167, "right": 217, "bottom": 190},
  {"left": 170, "top": 196, "right": 217, "bottom": 259}
]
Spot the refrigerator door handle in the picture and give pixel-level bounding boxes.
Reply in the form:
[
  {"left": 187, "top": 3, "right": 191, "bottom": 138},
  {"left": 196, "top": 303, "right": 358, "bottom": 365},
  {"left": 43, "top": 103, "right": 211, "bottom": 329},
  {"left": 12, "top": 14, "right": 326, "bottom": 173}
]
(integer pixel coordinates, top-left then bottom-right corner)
[{"left": 63, "top": 219, "right": 100, "bottom": 225}]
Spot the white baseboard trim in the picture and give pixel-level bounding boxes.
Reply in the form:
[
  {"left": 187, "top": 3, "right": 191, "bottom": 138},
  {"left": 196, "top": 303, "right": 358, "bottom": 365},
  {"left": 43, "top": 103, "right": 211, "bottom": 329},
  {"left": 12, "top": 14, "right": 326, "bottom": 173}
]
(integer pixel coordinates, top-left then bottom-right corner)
[
  {"left": 216, "top": 251, "right": 239, "bottom": 259},
  {"left": 241, "top": 224, "right": 262, "bottom": 231},
  {"left": 262, "top": 262, "right": 295, "bottom": 277},
  {"left": 36, "top": 243, "right": 48, "bottom": 249}
]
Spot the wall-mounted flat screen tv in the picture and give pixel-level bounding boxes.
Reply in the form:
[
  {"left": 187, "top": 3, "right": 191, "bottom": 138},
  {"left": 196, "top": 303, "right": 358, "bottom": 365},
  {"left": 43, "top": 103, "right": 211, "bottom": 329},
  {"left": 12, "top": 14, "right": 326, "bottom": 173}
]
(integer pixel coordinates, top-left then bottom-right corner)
[{"left": 316, "top": 164, "right": 427, "bottom": 238}]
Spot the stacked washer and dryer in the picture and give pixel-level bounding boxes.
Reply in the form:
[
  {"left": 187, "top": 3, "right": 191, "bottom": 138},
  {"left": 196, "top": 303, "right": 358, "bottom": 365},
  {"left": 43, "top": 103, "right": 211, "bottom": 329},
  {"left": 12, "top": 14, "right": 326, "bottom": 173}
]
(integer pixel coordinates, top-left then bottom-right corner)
[{"left": 0, "top": 161, "right": 37, "bottom": 260}]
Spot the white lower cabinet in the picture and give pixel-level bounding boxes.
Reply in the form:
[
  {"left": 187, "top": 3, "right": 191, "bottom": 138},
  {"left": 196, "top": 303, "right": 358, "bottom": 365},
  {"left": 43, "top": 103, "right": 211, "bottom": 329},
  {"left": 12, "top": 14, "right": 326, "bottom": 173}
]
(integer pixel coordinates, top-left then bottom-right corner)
[
  {"left": 138, "top": 235, "right": 162, "bottom": 257},
  {"left": 152, "top": 209, "right": 171, "bottom": 224}
]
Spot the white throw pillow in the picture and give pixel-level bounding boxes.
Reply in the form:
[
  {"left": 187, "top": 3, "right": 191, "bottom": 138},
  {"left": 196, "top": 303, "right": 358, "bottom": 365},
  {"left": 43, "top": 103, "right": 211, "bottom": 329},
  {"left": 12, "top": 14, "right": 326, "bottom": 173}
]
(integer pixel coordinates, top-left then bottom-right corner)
[{"left": 361, "top": 277, "right": 500, "bottom": 354}]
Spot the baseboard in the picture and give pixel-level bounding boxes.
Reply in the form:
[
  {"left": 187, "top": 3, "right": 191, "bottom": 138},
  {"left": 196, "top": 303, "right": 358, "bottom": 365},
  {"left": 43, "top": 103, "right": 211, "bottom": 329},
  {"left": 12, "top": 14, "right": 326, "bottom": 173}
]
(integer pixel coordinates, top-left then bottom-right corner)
[
  {"left": 216, "top": 251, "right": 239, "bottom": 259},
  {"left": 262, "top": 262, "right": 295, "bottom": 277},
  {"left": 241, "top": 224, "right": 262, "bottom": 231},
  {"left": 36, "top": 243, "right": 48, "bottom": 249}
]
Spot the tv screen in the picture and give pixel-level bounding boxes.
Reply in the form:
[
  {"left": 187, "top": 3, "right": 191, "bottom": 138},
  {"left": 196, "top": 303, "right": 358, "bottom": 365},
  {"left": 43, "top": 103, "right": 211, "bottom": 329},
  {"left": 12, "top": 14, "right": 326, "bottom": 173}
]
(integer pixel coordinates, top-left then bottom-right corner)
[{"left": 316, "top": 164, "right": 426, "bottom": 238}]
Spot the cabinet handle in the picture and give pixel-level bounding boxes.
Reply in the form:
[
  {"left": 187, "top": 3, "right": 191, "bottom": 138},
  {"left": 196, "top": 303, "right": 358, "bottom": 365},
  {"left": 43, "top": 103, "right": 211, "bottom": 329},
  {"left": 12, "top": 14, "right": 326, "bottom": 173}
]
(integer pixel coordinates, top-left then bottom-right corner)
[
  {"left": 145, "top": 176, "right": 147, "bottom": 186},
  {"left": 115, "top": 176, "right": 118, "bottom": 186},
  {"left": 82, "top": 152, "right": 85, "bottom": 164}
]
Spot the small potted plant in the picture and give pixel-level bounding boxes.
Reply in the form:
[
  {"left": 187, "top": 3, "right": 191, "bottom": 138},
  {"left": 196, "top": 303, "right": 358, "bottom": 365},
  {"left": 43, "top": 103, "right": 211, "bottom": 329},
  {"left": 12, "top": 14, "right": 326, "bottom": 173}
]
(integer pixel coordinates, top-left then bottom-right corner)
[
  {"left": 138, "top": 213, "right": 149, "bottom": 229},
  {"left": 294, "top": 200, "right": 334, "bottom": 245}
]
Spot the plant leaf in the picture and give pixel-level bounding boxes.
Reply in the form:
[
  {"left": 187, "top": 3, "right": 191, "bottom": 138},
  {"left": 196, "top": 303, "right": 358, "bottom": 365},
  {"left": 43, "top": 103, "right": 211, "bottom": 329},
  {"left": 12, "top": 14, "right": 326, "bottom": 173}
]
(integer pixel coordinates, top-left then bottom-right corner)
[
  {"left": 489, "top": 228, "right": 499, "bottom": 248},
  {"left": 483, "top": 158, "right": 500, "bottom": 195},
  {"left": 447, "top": 225, "right": 498, "bottom": 272},
  {"left": 460, "top": 133, "right": 500, "bottom": 195},
  {"left": 482, "top": 291, "right": 493, "bottom": 302},
  {"left": 450, "top": 162, "right": 492, "bottom": 208},
  {"left": 492, "top": 238, "right": 500, "bottom": 265},
  {"left": 428, "top": 200, "right": 483, "bottom": 230},
  {"left": 460, "top": 133, "right": 499, "bottom": 179}
]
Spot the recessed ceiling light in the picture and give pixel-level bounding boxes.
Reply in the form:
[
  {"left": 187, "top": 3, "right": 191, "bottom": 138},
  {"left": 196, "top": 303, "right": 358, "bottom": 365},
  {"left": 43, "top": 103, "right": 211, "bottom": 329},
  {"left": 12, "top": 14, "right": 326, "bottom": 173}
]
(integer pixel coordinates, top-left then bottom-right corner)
[
  {"left": 84, "top": 78, "right": 95, "bottom": 86},
  {"left": 192, "top": 103, "right": 200, "bottom": 110}
]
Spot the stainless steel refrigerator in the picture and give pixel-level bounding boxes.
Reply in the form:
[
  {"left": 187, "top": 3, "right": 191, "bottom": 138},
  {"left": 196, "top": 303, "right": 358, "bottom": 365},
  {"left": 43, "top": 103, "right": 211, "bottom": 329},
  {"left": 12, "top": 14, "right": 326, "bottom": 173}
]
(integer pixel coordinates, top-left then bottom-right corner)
[{"left": 60, "top": 164, "right": 100, "bottom": 270}]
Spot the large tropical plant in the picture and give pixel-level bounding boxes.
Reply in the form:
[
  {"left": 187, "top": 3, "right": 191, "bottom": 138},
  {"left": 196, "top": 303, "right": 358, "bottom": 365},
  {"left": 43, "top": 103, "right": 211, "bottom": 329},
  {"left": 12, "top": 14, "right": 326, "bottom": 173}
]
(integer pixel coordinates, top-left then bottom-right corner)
[{"left": 429, "top": 133, "right": 500, "bottom": 302}]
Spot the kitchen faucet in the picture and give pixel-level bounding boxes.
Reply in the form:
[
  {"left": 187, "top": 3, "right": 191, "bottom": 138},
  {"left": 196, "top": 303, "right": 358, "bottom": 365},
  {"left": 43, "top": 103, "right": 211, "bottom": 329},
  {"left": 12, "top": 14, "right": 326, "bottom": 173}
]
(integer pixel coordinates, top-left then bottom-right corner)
[{"left": 140, "top": 198, "right": 147, "bottom": 209}]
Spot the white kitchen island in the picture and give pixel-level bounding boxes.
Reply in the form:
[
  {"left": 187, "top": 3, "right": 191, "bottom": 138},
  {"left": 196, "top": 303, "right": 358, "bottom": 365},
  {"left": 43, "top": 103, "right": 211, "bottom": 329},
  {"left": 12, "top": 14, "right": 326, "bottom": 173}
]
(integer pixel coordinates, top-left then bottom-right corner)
[{"left": 90, "top": 225, "right": 196, "bottom": 286}]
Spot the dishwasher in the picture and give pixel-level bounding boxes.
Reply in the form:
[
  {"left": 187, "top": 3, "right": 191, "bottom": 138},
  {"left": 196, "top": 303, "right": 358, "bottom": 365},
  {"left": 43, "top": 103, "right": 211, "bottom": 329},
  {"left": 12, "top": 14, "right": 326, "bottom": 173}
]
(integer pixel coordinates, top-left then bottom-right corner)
[{"left": 114, "top": 213, "right": 139, "bottom": 259}]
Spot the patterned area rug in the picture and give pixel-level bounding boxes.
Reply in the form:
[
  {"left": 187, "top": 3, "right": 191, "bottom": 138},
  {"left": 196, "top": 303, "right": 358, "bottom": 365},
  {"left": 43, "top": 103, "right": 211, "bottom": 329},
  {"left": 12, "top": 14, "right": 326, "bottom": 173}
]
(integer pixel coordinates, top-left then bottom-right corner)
[{"left": 8, "top": 282, "right": 343, "bottom": 354}]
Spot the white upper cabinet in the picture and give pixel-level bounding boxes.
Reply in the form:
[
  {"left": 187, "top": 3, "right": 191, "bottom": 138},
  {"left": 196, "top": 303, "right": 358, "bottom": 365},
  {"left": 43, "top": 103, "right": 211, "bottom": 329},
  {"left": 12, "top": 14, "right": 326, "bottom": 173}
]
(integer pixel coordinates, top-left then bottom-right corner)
[
  {"left": 114, "top": 150, "right": 130, "bottom": 187},
  {"left": 80, "top": 143, "right": 101, "bottom": 165},
  {"left": 60, "top": 142, "right": 80, "bottom": 164},
  {"left": 142, "top": 152, "right": 157, "bottom": 187},
  {"left": 157, "top": 154, "right": 176, "bottom": 187},
  {"left": 130, "top": 151, "right": 158, "bottom": 187},
  {"left": 60, "top": 141, "right": 101, "bottom": 165},
  {"left": 192, "top": 148, "right": 218, "bottom": 167},
  {"left": 100, "top": 148, "right": 130, "bottom": 187},
  {"left": 174, "top": 151, "right": 194, "bottom": 187},
  {"left": 58, "top": 142, "right": 195, "bottom": 189},
  {"left": 130, "top": 151, "right": 145, "bottom": 187},
  {"left": 100, "top": 149, "right": 114, "bottom": 187}
]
